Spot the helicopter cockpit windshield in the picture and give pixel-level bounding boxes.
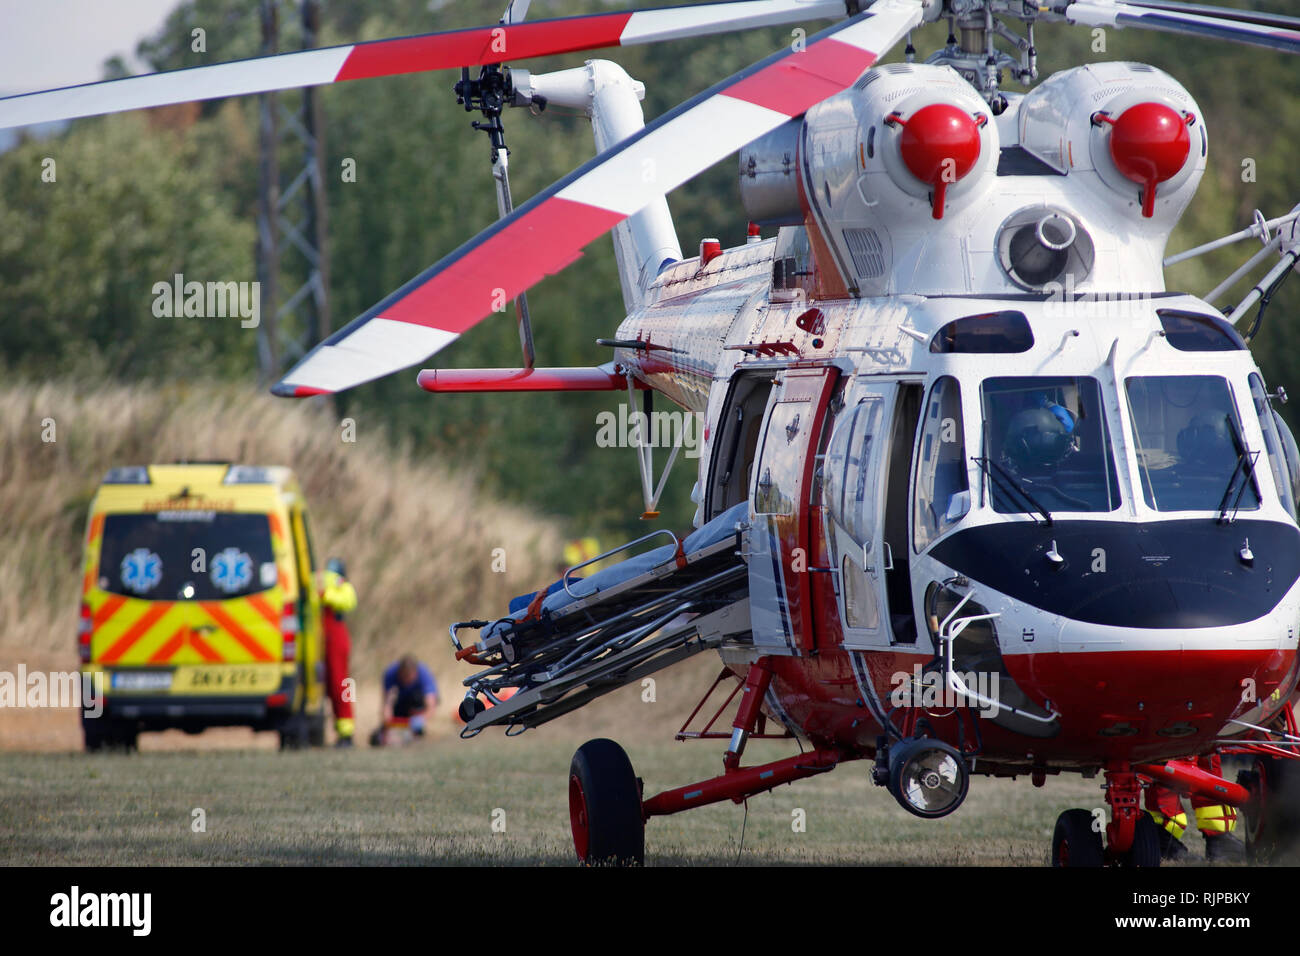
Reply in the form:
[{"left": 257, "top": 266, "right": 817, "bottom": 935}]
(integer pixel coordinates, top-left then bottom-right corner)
[
  {"left": 980, "top": 376, "right": 1123, "bottom": 515},
  {"left": 1125, "top": 375, "right": 1261, "bottom": 514}
]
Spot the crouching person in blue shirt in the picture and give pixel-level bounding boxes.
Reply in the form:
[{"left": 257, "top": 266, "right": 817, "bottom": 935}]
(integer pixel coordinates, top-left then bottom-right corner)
[{"left": 373, "top": 654, "right": 439, "bottom": 745}]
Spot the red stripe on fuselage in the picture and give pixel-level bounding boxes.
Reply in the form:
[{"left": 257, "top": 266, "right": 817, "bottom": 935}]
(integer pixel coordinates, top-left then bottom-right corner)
[
  {"left": 763, "top": 643, "right": 1296, "bottom": 765},
  {"left": 724, "top": 38, "right": 877, "bottom": 117},
  {"left": 334, "top": 15, "right": 632, "bottom": 83},
  {"left": 379, "top": 198, "right": 624, "bottom": 333}
]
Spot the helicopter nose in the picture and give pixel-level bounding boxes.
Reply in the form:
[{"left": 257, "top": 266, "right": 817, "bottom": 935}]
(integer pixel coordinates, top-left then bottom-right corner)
[
  {"left": 1017, "top": 637, "right": 1296, "bottom": 751},
  {"left": 929, "top": 518, "right": 1300, "bottom": 630}
]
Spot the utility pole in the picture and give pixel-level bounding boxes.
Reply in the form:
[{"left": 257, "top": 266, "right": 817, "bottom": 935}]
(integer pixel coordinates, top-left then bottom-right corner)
[
  {"left": 255, "top": 0, "right": 280, "bottom": 382},
  {"left": 256, "top": 0, "right": 332, "bottom": 384}
]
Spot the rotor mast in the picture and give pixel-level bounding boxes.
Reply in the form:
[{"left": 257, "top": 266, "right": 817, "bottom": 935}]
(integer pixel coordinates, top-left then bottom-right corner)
[{"left": 455, "top": 0, "right": 539, "bottom": 371}]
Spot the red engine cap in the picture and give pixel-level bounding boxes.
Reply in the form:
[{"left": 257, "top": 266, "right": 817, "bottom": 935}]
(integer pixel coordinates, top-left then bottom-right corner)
[
  {"left": 1098, "top": 102, "right": 1192, "bottom": 218},
  {"left": 890, "top": 103, "right": 985, "bottom": 220}
]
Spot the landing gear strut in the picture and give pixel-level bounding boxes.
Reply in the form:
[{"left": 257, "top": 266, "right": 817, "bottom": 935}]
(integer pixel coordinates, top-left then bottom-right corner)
[
  {"left": 1051, "top": 807, "right": 1161, "bottom": 867},
  {"left": 1053, "top": 759, "right": 1253, "bottom": 866},
  {"left": 1052, "top": 766, "right": 1164, "bottom": 867}
]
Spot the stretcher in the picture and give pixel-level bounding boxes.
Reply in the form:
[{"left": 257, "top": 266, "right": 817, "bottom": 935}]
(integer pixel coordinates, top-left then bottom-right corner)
[{"left": 450, "top": 503, "right": 752, "bottom": 736}]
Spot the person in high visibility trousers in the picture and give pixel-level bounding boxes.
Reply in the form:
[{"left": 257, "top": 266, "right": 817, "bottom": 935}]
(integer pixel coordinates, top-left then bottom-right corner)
[
  {"left": 1144, "top": 754, "right": 1243, "bottom": 861},
  {"left": 320, "top": 557, "right": 357, "bottom": 748},
  {"left": 1189, "top": 753, "right": 1244, "bottom": 862}
]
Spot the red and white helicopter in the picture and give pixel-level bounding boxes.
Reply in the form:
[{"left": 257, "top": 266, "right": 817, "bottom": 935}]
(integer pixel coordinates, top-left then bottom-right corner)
[{"left": 6, "top": 0, "right": 1300, "bottom": 866}]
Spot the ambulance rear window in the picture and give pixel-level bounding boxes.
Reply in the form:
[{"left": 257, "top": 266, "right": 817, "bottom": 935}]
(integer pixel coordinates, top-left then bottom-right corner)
[{"left": 97, "top": 513, "right": 277, "bottom": 601}]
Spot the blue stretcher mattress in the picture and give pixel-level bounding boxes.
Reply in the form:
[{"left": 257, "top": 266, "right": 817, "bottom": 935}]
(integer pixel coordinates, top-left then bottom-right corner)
[{"left": 487, "top": 502, "right": 748, "bottom": 640}]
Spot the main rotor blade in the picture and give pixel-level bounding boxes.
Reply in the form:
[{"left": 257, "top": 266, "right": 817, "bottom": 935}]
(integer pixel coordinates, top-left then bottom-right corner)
[
  {"left": 1067, "top": 0, "right": 1300, "bottom": 54},
  {"left": 1121, "top": 1, "right": 1300, "bottom": 32},
  {"left": 0, "top": 0, "right": 848, "bottom": 131},
  {"left": 272, "top": 0, "right": 923, "bottom": 397}
]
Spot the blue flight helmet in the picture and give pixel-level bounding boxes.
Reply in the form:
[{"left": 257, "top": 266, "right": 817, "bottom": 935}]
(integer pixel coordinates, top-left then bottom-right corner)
[{"left": 1004, "top": 393, "right": 1077, "bottom": 471}]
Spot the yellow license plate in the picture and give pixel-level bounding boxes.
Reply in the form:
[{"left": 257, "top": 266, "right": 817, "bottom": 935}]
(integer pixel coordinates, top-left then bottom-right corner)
[{"left": 171, "top": 665, "right": 283, "bottom": 694}]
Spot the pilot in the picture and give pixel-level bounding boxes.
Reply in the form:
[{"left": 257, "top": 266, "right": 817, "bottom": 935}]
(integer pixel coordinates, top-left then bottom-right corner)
[
  {"left": 1002, "top": 394, "right": 1076, "bottom": 473},
  {"left": 1176, "top": 412, "right": 1234, "bottom": 465}
]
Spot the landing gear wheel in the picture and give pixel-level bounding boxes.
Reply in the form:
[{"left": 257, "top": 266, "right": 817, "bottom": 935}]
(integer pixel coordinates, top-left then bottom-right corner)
[
  {"left": 1052, "top": 808, "right": 1104, "bottom": 867},
  {"left": 568, "top": 738, "right": 644, "bottom": 866},
  {"left": 1117, "top": 813, "right": 1162, "bottom": 867},
  {"left": 1241, "top": 756, "right": 1300, "bottom": 864}
]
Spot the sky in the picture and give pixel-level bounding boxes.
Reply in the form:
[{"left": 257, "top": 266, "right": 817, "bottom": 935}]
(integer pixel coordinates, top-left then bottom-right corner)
[{"left": 0, "top": 0, "right": 181, "bottom": 96}]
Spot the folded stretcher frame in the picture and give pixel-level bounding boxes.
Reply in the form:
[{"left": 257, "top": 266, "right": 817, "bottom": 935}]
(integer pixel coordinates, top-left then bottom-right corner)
[{"left": 451, "top": 523, "right": 751, "bottom": 737}]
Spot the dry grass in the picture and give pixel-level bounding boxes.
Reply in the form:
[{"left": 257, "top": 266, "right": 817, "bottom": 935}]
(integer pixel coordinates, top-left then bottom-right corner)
[
  {"left": 0, "top": 738, "right": 1119, "bottom": 866},
  {"left": 0, "top": 380, "right": 563, "bottom": 696}
]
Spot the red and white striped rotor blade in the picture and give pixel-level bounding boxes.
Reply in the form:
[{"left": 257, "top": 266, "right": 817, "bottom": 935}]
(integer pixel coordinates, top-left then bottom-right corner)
[
  {"left": 1067, "top": 1, "right": 1300, "bottom": 55},
  {"left": 272, "top": 0, "right": 923, "bottom": 397},
  {"left": 0, "top": 0, "right": 847, "bottom": 130}
]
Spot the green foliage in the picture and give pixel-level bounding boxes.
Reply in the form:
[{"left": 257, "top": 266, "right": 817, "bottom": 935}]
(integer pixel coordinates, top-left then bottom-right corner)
[
  {"left": 2, "top": 0, "right": 1299, "bottom": 539},
  {"left": 0, "top": 112, "right": 256, "bottom": 381}
]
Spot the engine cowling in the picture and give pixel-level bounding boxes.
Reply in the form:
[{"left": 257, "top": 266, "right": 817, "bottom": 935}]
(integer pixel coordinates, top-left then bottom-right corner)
[
  {"left": 736, "top": 60, "right": 1206, "bottom": 298},
  {"left": 1018, "top": 61, "right": 1205, "bottom": 224}
]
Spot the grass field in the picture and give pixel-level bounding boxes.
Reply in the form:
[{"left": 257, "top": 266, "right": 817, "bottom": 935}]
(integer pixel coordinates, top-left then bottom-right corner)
[{"left": 1, "top": 731, "right": 1149, "bottom": 867}]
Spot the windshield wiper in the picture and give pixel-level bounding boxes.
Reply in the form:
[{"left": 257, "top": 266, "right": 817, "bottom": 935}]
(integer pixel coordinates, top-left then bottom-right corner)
[
  {"left": 1217, "top": 418, "right": 1259, "bottom": 523},
  {"left": 972, "top": 456, "right": 1053, "bottom": 526}
]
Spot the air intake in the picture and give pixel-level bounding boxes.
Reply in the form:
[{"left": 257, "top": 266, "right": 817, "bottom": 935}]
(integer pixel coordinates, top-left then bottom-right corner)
[{"left": 997, "top": 206, "right": 1095, "bottom": 291}]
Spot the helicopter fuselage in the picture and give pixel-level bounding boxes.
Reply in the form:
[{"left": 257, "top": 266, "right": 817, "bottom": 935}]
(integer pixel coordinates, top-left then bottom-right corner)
[{"left": 610, "top": 58, "right": 1300, "bottom": 780}]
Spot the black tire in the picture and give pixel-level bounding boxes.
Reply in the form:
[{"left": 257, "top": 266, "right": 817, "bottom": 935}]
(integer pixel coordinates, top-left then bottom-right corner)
[
  {"left": 82, "top": 718, "right": 109, "bottom": 753},
  {"left": 568, "top": 739, "right": 645, "bottom": 866},
  {"left": 277, "top": 714, "right": 309, "bottom": 751},
  {"left": 1118, "top": 813, "right": 1162, "bottom": 867},
  {"left": 307, "top": 710, "right": 327, "bottom": 748},
  {"left": 1242, "top": 756, "right": 1300, "bottom": 864},
  {"left": 1052, "top": 808, "right": 1104, "bottom": 867},
  {"left": 116, "top": 724, "right": 139, "bottom": 752},
  {"left": 83, "top": 718, "right": 137, "bottom": 753}
]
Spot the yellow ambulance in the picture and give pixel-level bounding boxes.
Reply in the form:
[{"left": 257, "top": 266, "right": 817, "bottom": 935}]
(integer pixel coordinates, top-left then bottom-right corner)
[{"left": 78, "top": 463, "right": 327, "bottom": 751}]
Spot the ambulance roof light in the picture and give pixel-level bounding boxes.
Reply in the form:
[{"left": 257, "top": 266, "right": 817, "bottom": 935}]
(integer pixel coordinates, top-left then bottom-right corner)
[
  {"left": 102, "top": 466, "right": 150, "bottom": 484},
  {"left": 224, "top": 465, "right": 274, "bottom": 484}
]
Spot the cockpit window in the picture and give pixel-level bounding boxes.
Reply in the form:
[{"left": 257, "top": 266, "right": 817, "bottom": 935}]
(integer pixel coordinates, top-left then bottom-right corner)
[
  {"left": 1249, "top": 373, "right": 1294, "bottom": 516},
  {"left": 914, "top": 377, "right": 969, "bottom": 550},
  {"left": 980, "top": 376, "right": 1121, "bottom": 513},
  {"left": 1125, "top": 375, "right": 1260, "bottom": 513},
  {"left": 930, "top": 311, "right": 1033, "bottom": 354},
  {"left": 1156, "top": 310, "right": 1246, "bottom": 352}
]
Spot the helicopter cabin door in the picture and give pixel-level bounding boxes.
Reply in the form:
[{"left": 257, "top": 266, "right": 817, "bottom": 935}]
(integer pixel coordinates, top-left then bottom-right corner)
[
  {"left": 747, "top": 367, "right": 839, "bottom": 655},
  {"left": 823, "top": 379, "right": 924, "bottom": 649}
]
